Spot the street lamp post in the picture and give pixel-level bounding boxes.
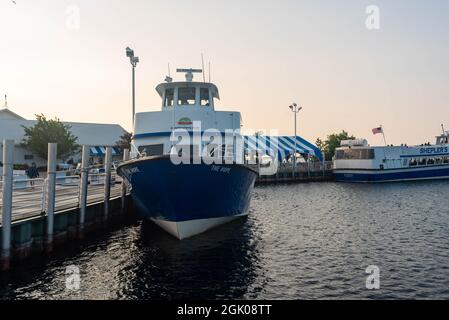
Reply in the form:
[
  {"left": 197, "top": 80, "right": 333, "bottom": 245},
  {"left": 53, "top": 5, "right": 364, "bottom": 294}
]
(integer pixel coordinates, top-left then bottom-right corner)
[
  {"left": 289, "top": 103, "right": 302, "bottom": 179},
  {"left": 126, "top": 47, "right": 139, "bottom": 127}
]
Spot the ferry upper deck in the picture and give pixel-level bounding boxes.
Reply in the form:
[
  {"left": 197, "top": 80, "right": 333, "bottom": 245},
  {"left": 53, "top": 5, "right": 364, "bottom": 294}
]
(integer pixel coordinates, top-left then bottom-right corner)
[{"left": 334, "top": 132, "right": 449, "bottom": 171}]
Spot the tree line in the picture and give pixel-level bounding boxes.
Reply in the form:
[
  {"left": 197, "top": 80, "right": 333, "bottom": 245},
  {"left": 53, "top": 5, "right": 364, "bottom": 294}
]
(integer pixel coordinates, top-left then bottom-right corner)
[
  {"left": 316, "top": 131, "right": 355, "bottom": 161},
  {"left": 20, "top": 114, "right": 131, "bottom": 164}
]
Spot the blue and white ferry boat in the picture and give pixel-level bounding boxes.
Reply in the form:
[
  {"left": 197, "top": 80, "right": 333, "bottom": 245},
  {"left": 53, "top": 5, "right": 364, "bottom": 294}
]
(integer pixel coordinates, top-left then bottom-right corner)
[
  {"left": 117, "top": 68, "right": 258, "bottom": 239},
  {"left": 333, "top": 132, "right": 449, "bottom": 182}
]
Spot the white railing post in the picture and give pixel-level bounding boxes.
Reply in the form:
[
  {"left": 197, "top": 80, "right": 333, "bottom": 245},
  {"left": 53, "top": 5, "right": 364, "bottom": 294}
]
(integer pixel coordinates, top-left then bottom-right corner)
[
  {"left": 46, "top": 143, "right": 57, "bottom": 251},
  {"left": 121, "top": 149, "right": 130, "bottom": 210},
  {"left": 41, "top": 178, "right": 48, "bottom": 212},
  {"left": 1, "top": 140, "right": 14, "bottom": 270},
  {"left": 104, "top": 147, "right": 112, "bottom": 217},
  {"left": 79, "top": 145, "right": 89, "bottom": 232}
]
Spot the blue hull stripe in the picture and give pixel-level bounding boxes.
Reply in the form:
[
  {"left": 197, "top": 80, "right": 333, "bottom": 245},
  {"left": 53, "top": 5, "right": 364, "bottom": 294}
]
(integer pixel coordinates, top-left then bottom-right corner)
[
  {"left": 400, "top": 153, "right": 449, "bottom": 158},
  {"left": 118, "top": 157, "right": 258, "bottom": 222},
  {"left": 334, "top": 167, "right": 449, "bottom": 182}
]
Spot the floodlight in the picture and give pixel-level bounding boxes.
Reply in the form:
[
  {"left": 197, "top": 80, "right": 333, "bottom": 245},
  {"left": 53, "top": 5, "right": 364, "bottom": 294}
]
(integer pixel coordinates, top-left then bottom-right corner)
[{"left": 126, "top": 47, "right": 134, "bottom": 58}]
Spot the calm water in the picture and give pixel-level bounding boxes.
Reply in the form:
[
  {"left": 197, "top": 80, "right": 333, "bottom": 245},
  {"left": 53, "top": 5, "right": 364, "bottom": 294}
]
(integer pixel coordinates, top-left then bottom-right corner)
[{"left": 2, "top": 181, "right": 449, "bottom": 300}]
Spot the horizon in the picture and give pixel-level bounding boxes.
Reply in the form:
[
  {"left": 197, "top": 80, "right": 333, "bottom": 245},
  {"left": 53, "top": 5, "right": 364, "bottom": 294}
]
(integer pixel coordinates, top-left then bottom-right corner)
[{"left": 1, "top": 0, "right": 448, "bottom": 146}]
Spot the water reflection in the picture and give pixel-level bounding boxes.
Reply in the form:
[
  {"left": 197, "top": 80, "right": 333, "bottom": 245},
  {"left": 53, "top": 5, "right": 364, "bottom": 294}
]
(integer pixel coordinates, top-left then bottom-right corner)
[
  {"left": 3, "top": 182, "right": 449, "bottom": 299},
  {"left": 117, "top": 217, "right": 260, "bottom": 299}
]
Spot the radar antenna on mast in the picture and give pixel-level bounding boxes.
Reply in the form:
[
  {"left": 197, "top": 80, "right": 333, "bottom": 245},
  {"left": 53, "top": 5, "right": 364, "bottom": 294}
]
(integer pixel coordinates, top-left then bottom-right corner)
[{"left": 176, "top": 68, "right": 202, "bottom": 82}]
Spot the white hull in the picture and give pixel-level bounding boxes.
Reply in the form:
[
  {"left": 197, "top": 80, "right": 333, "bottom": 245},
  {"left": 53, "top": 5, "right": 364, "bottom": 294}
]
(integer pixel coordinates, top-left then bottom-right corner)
[{"left": 151, "top": 213, "right": 248, "bottom": 240}]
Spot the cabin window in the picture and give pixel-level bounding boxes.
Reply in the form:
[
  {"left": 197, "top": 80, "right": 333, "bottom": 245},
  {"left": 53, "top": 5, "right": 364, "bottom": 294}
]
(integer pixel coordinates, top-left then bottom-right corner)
[
  {"left": 335, "top": 148, "right": 374, "bottom": 160},
  {"left": 138, "top": 144, "right": 164, "bottom": 156},
  {"left": 335, "top": 150, "right": 344, "bottom": 159},
  {"left": 200, "top": 88, "right": 210, "bottom": 106},
  {"left": 164, "top": 89, "right": 174, "bottom": 107},
  {"left": 360, "top": 149, "right": 375, "bottom": 159},
  {"left": 438, "top": 137, "right": 449, "bottom": 144},
  {"left": 444, "top": 157, "right": 449, "bottom": 164},
  {"left": 177, "top": 87, "right": 196, "bottom": 105}
]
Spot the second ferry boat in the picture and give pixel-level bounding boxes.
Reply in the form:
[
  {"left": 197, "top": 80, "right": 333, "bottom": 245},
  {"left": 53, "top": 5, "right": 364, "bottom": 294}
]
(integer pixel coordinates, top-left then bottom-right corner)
[
  {"left": 333, "top": 130, "right": 449, "bottom": 182},
  {"left": 117, "top": 68, "right": 258, "bottom": 239}
]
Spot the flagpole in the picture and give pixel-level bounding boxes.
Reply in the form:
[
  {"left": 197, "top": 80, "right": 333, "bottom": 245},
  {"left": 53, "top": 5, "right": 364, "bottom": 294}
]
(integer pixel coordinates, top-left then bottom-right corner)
[
  {"left": 381, "top": 125, "right": 387, "bottom": 146},
  {"left": 380, "top": 125, "right": 388, "bottom": 163}
]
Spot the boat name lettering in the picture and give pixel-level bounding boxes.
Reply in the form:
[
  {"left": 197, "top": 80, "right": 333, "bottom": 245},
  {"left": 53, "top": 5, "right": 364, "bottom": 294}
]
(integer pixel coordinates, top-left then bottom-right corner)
[
  {"left": 211, "top": 165, "right": 231, "bottom": 174},
  {"left": 419, "top": 147, "right": 449, "bottom": 155},
  {"left": 124, "top": 167, "right": 141, "bottom": 175}
]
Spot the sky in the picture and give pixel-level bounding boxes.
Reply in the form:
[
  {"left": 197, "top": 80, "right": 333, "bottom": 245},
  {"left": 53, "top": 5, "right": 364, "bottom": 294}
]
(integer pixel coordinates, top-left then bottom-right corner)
[{"left": 1, "top": 0, "right": 449, "bottom": 146}]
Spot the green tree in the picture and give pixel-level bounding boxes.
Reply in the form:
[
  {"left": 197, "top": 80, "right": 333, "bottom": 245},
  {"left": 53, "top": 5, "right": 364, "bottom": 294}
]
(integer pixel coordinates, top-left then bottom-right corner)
[
  {"left": 316, "top": 130, "right": 355, "bottom": 161},
  {"left": 115, "top": 131, "right": 132, "bottom": 152},
  {"left": 21, "top": 114, "right": 79, "bottom": 160}
]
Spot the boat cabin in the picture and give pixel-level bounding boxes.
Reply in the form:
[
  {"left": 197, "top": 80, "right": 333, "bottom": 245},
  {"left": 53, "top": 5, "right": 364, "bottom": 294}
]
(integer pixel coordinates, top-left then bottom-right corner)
[
  {"left": 132, "top": 68, "right": 242, "bottom": 159},
  {"left": 156, "top": 69, "right": 220, "bottom": 110},
  {"left": 436, "top": 132, "right": 449, "bottom": 145}
]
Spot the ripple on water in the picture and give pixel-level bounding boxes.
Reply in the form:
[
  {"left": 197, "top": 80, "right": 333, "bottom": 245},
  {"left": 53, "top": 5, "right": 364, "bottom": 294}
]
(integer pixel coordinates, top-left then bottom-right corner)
[{"left": 2, "top": 181, "right": 449, "bottom": 299}]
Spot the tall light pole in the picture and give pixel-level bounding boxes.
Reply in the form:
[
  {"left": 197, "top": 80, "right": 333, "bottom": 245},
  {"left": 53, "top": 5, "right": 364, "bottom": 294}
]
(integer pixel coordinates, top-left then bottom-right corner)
[
  {"left": 289, "top": 103, "right": 302, "bottom": 178},
  {"left": 126, "top": 47, "right": 139, "bottom": 127}
]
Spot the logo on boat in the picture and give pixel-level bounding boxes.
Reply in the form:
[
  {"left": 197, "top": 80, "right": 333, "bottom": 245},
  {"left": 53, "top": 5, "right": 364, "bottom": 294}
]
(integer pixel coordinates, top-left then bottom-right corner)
[
  {"left": 177, "top": 117, "right": 193, "bottom": 125},
  {"left": 420, "top": 146, "right": 449, "bottom": 154}
]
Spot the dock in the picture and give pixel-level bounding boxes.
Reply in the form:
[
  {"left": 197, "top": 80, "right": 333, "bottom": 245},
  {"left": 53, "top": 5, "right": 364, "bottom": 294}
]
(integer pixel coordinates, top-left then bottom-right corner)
[
  {"left": 254, "top": 161, "right": 334, "bottom": 185},
  {"left": 0, "top": 141, "right": 132, "bottom": 271}
]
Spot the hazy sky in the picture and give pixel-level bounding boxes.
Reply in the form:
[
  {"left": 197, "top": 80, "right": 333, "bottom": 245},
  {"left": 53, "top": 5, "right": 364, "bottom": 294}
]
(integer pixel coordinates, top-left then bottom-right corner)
[{"left": 1, "top": 0, "right": 448, "bottom": 146}]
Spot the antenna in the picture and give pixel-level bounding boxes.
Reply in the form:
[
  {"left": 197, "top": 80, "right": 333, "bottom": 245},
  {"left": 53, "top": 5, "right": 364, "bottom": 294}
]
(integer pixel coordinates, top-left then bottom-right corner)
[
  {"left": 4, "top": 94, "right": 7, "bottom": 108},
  {"left": 442, "top": 124, "right": 445, "bottom": 135},
  {"left": 208, "top": 62, "right": 211, "bottom": 82},
  {"left": 201, "top": 53, "right": 206, "bottom": 83},
  {"left": 176, "top": 68, "right": 202, "bottom": 82},
  {"left": 165, "top": 63, "right": 173, "bottom": 82}
]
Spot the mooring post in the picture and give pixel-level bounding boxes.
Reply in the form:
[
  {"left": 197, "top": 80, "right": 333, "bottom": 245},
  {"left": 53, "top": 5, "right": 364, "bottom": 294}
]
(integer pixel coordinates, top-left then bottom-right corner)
[
  {"left": 103, "top": 147, "right": 112, "bottom": 218},
  {"left": 45, "top": 143, "right": 57, "bottom": 252},
  {"left": 322, "top": 159, "right": 325, "bottom": 178},
  {"left": 79, "top": 145, "right": 89, "bottom": 236},
  {"left": 307, "top": 158, "right": 311, "bottom": 179},
  {"left": 121, "top": 149, "right": 130, "bottom": 210},
  {"left": 1, "top": 140, "right": 14, "bottom": 270}
]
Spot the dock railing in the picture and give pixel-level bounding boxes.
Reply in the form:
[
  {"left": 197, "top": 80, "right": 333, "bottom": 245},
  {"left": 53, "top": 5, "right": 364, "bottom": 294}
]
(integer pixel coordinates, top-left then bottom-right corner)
[
  {"left": 247, "top": 161, "right": 333, "bottom": 174},
  {"left": 0, "top": 170, "right": 127, "bottom": 222},
  {"left": 1, "top": 141, "right": 132, "bottom": 270},
  {"left": 0, "top": 170, "right": 126, "bottom": 225},
  {"left": 251, "top": 160, "right": 334, "bottom": 183}
]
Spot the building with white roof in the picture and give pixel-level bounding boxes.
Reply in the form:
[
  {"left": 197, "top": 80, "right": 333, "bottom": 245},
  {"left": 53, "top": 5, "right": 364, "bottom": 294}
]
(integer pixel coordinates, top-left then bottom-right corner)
[{"left": 0, "top": 106, "right": 128, "bottom": 168}]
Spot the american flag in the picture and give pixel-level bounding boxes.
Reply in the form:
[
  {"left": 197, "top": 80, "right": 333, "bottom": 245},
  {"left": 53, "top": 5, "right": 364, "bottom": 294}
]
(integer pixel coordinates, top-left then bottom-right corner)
[{"left": 372, "top": 126, "right": 383, "bottom": 135}]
